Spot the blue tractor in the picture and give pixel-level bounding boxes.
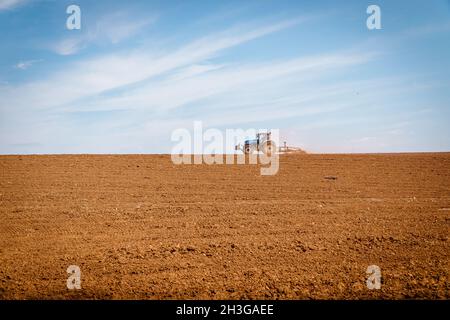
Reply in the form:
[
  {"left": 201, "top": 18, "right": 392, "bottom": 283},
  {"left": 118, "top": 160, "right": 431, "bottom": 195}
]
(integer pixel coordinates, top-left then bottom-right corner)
[{"left": 236, "top": 132, "right": 276, "bottom": 155}]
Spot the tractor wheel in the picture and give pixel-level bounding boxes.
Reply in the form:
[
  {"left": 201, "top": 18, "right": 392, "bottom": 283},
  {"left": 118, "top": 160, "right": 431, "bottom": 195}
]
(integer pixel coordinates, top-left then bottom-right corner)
[
  {"left": 262, "top": 141, "right": 276, "bottom": 156},
  {"left": 244, "top": 145, "right": 251, "bottom": 154}
]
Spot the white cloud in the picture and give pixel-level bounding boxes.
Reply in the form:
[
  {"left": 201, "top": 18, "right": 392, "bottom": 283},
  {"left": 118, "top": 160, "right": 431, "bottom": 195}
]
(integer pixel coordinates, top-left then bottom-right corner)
[
  {"left": 14, "top": 59, "right": 41, "bottom": 70},
  {"left": 52, "top": 38, "right": 85, "bottom": 56},
  {"left": 52, "top": 12, "right": 157, "bottom": 55},
  {"left": 94, "top": 12, "right": 157, "bottom": 44},
  {"left": 76, "top": 51, "right": 375, "bottom": 113},
  {"left": 1, "top": 17, "right": 307, "bottom": 112},
  {"left": 167, "top": 64, "right": 226, "bottom": 81},
  {"left": 401, "top": 21, "right": 450, "bottom": 38},
  {"left": 0, "top": 0, "right": 26, "bottom": 11}
]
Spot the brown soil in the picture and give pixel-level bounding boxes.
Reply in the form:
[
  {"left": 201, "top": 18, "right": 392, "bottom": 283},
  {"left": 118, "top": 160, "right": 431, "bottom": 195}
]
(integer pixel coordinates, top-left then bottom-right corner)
[{"left": 0, "top": 153, "right": 449, "bottom": 299}]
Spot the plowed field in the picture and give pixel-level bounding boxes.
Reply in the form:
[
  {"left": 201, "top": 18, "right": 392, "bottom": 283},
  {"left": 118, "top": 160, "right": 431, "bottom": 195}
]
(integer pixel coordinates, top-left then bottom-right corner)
[{"left": 0, "top": 153, "right": 449, "bottom": 299}]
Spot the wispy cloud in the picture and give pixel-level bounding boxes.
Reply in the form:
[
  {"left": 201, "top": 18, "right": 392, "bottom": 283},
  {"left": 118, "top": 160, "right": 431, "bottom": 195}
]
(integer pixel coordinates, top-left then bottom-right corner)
[
  {"left": 0, "top": 0, "right": 26, "bottom": 11},
  {"left": 52, "top": 12, "right": 157, "bottom": 55},
  {"left": 52, "top": 38, "right": 85, "bottom": 56},
  {"left": 401, "top": 21, "right": 450, "bottom": 38},
  {"left": 77, "top": 51, "right": 375, "bottom": 113},
  {"left": 94, "top": 12, "right": 157, "bottom": 44},
  {"left": 2, "top": 17, "right": 307, "bottom": 112},
  {"left": 14, "top": 59, "right": 41, "bottom": 70}
]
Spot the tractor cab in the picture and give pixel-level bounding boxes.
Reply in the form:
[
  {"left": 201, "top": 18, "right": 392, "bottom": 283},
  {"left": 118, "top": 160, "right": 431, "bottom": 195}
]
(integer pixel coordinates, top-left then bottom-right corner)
[{"left": 256, "top": 132, "right": 271, "bottom": 144}]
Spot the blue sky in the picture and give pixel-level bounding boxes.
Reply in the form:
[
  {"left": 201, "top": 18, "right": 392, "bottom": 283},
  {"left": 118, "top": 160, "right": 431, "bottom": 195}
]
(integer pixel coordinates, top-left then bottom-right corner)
[{"left": 0, "top": 0, "right": 449, "bottom": 154}]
